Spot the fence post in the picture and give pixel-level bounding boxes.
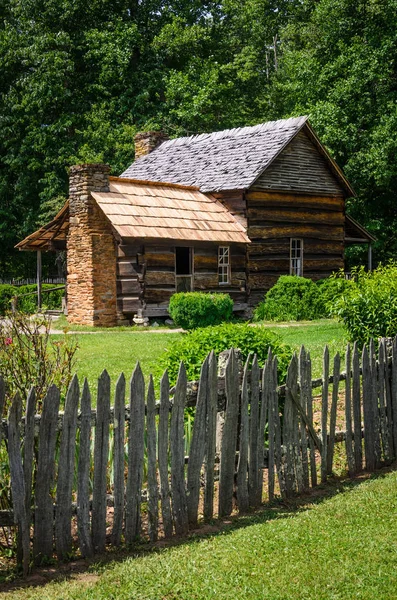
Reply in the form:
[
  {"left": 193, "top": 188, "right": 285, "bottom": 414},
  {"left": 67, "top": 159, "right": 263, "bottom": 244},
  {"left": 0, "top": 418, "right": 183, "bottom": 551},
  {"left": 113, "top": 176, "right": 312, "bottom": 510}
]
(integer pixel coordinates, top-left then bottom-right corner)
[
  {"left": 327, "top": 353, "right": 340, "bottom": 475},
  {"left": 352, "top": 342, "right": 362, "bottom": 471},
  {"left": 146, "top": 375, "right": 158, "bottom": 542},
  {"left": 249, "top": 354, "right": 261, "bottom": 507},
  {"left": 237, "top": 356, "right": 249, "bottom": 512},
  {"left": 187, "top": 354, "right": 209, "bottom": 526},
  {"left": 55, "top": 375, "right": 80, "bottom": 560},
  {"left": 170, "top": 362, "right": 189, "bottom": 534},
  {"left": 92, "top": 370, "right": 111, "bottom": 552},
  {"left": 219, "top": 349, "right": 240, "bottom": 517},
  {"left": 158, "top": 370, "right": 173, "bottom": 537},
  {"left": 112, "top": 373, "right": 126, "bottom": 547},
  {"left": 77, "top": 379, "right": 94, "bottom": 558},
  {"left": 204, "top": 351, "right": 217, "bottom": 520},
  {"left": 321, "top": 346, "right": 329, "bottom": 483},
  {"left": 298, "top": 346, "right": 310, "bottom": 489},
  {"left": 344, "top": 345, "right": 355, "bottom": 475},
  {"left": 125, "top": 363, "right": 145, "bottom": 544},
  {"left": 23, "top": 388, "right": 36, "bottom": 520},
  {"left": 34, "top": 384, "right": 60, "bottom": 564},
  {"left": 8, "top": 394, "right": 30, "bottom": 576}
]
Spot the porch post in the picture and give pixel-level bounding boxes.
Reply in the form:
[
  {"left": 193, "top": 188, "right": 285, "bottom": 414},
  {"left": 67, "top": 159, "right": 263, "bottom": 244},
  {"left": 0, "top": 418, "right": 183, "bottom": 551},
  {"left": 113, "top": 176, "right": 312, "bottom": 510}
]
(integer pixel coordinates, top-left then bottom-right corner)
[
  {"left": 368, "top": 243, "right": 373, "bottom": 272},
  {"left": 37, "top": 250, "right": 42, "bottom": 311}
]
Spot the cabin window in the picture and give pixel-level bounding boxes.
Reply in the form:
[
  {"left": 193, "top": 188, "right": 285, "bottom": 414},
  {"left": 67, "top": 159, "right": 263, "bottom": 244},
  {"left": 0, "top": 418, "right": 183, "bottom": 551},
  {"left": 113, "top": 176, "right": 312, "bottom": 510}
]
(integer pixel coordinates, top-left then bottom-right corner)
[
  {"left": 218, "top": 246, "right": 230, "bottom": 285},
  {"left": 290, "top": 239, "right": 303, "bottom": 276}
]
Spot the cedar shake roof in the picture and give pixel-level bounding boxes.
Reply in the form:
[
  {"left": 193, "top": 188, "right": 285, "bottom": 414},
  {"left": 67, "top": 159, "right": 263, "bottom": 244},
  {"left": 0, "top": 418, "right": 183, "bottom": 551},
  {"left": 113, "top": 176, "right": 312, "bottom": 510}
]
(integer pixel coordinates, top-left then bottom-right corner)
[
  {"left": 16, "top": 202, "right": 69, "bottom": 250},
  {"left": 92, "top": 178, "right": 250, "bottom": 243},
  {"left": 121, "top": 117, "right": 310, "bottom": 192}
]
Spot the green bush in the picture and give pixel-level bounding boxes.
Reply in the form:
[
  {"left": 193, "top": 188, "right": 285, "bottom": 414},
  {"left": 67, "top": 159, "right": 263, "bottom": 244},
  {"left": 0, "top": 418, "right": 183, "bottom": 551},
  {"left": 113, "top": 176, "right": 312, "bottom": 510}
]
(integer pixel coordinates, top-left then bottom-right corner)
[
  {"left": 332, "top": 264, "right": 397, "bottom": 347},
  {"left": 316, "top": 276, "right": 353, "bottom": 317},
  {"left": 0, "top": 285, "right": 17, "bottom": 314},
  {"left": 168, "top": 292, "right": 233, "bottom": 330},
  {"left": 0, "top": 284, "right": 64, "bottom": 315},
  {"left": 253, "top": 276, "right": 324, "bottom": 322},
  {"left": 161, "top": 322, "right": 293, "bottom": 384}
]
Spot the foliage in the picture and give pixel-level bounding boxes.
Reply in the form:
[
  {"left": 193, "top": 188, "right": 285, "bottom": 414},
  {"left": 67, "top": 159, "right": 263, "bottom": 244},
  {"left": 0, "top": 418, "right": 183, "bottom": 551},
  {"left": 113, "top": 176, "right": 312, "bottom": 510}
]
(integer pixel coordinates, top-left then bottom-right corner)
[
  {"left": 316, "top": 275, "right": 353, "bottom": 317},
  {"left": 253, "top": 276, "right": 324, "bottom": 322},
  {"left": 161, "top": 322, "right": 292, "bottom": 385},
  {"left": 0, "top": 312, "right": 78, "bottom": 407},
  {"left": 0, "top": 284, "right": 64, "bottom": 315},
  {"left": 331, "top": 264, "right": 397, "bottom": 347},
  {"left": 168, "top": 292, "right": 233, "bottom": 330}
]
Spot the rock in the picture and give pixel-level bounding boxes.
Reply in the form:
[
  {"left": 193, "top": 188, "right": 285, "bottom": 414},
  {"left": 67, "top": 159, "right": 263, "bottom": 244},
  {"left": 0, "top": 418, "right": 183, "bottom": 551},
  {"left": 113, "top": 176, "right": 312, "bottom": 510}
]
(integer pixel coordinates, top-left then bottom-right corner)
[
  {"left": 165, "top": 319, "right": 174, "bottom": 326},
  {"left": 151, "top": 321, "right": 160, "bottom": 327}
]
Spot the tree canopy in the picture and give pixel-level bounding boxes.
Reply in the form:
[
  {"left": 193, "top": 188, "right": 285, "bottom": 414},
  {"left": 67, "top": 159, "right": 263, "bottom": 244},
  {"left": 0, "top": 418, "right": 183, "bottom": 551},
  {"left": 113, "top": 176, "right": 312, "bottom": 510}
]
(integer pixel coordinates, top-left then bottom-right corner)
[{"left": 1, "top": 0, "right": 395, "bottom": 276}]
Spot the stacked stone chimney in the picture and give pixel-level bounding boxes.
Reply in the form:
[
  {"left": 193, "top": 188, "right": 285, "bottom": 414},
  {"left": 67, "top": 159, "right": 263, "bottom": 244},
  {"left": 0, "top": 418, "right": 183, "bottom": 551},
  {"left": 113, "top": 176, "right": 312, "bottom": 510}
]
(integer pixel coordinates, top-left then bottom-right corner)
[
  {"left": 134, "top": 131, "right": 168, "bottom": 160},
  {"left": 67, "top": 164, "right": 117, "bottom": 327}
]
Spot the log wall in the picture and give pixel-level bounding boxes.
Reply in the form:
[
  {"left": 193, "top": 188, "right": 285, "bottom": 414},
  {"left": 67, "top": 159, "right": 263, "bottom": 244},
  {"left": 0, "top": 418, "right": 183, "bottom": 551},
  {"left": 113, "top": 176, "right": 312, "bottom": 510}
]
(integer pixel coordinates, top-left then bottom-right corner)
[
  {"left": 246, "top": 191, "right": 345, "bottom": 305},
  {"left": 116, "top": 241, "right": 248, "bottom": 318}
]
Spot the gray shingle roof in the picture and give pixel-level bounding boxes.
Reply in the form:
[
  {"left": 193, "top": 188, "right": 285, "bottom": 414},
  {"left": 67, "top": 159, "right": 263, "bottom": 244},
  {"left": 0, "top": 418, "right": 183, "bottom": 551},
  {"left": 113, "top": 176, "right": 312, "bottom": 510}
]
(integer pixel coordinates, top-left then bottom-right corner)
[{"left": 120, "top": 116, "right": 309, "bottom": 192}]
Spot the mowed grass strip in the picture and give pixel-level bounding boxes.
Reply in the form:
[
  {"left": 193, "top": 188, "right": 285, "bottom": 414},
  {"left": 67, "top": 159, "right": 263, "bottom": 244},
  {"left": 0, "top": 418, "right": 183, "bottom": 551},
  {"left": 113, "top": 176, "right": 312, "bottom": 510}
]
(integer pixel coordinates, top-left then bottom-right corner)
[
  {"left": 7, "top": 470, "right": 397, "bottom": 600},
  {"left": 57, "top": 332, "right": 183, "bottom": 395}
]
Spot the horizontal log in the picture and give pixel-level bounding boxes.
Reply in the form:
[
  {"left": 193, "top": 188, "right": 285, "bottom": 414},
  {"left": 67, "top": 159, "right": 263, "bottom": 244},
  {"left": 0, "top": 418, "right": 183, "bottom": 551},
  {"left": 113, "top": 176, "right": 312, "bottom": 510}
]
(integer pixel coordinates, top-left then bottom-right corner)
[
  {"left": 117, "top": 297, "right": 142, "bottom": 313},
  {"left": 248, "top": 259, "right": 290, "bottom": 272},
  {"left": 144, "top": 289, "right": 174, "bottom": 303},
  {"left": 248, "top": 274, "right": 280, "bottom": 289},
  {"left": 117, "top": 279, "right": 142, "bottom": 295},
  {"left": 248, "top": 208, "right": 344, "bottom": 225},
  {"left": 145, "top": 253, "right": 175, "bottom": 268},
  {"left": 117, "top": 261, "right": 139, "bottom": 277},
  {"left": 117, "top": 245, "right": 142, "bottom": 258},
  {"left": 303, "top": 258, "right": 344, "bottom": 271},
  {"left": 194, "top": 274, "right": 219, "bottom": 289},
  {"left": 246, "top": 191, "right": 344, "bottom": 211},
  {"left": 194, "top": 254, "right": 218, "bottom": 269},
  {"left": 230, "top": 272, "right": 246, "bottom": 287},
  {"left": 302, "top": 239, "right": 344, "bottom": 255},
  {"left": 145, "top": 271, "right": 175, "bottom": 286},
  {"left": 249, "top": 224, "right": 344, "bottom": 241}
]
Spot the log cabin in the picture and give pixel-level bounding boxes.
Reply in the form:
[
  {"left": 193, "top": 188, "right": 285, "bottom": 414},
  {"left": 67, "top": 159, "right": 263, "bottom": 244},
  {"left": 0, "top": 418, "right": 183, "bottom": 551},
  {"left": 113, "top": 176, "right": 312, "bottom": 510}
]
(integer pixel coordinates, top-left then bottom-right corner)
[{"left": 17, "top": 116, "right": 374, "bottom": 326}]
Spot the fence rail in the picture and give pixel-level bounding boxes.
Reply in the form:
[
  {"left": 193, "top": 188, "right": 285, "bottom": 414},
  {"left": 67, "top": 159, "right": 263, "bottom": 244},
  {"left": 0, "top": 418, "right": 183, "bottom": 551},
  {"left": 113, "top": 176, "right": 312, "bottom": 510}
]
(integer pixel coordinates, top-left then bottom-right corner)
[
  {"left": 1, "top": 337, "right": 397, "bottom": 575},
  {"left": 0, "top": 278, "right": 66, "bottom": 286}
]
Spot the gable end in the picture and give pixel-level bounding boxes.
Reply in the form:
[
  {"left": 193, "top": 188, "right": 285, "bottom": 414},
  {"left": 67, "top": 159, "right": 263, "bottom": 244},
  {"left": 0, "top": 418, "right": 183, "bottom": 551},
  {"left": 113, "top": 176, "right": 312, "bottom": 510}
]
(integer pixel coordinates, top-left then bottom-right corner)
[{"left": 251, "top": 130, "right": 347, "bottom": 197}]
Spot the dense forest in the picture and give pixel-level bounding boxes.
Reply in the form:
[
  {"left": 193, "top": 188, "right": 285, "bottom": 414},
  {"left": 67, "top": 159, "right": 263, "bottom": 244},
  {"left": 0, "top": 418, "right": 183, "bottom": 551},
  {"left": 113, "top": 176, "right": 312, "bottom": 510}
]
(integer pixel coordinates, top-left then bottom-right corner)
[{"left": 1, "top": 0, "right": 396, "bottom": 277}]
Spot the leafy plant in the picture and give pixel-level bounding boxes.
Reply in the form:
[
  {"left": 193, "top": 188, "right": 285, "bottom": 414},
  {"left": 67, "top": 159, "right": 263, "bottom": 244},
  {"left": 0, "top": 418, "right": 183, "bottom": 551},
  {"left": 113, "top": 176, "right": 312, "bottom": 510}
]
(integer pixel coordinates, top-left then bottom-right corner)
[
  {"left": 332, "top": 263, "right": 397, "bottom": 347},
  {"left": 253, "top": 276, "right": 324, "bottom": 322},
  {"left": 161, "top": 322, "right": 292, "bottom": 385},
  {"left": 316, "top": 275, "right": 353, "bottom": 317},
  {"left": 0, "top": 284, "right": 64, "bottom": 316},
  {"left": 0, "top": 311, "right": 78, "bottom": 408},
  {"left": 168, "top": 292, "right": 233, "bottom": 330}
]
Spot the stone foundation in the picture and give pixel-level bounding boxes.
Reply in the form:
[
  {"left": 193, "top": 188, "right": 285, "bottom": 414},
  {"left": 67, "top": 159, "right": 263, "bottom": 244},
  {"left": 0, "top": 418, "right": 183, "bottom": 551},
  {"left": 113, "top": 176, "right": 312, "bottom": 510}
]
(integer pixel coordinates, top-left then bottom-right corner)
[{"left": 67, "top": 164, "right": 117, "bottom": 327}]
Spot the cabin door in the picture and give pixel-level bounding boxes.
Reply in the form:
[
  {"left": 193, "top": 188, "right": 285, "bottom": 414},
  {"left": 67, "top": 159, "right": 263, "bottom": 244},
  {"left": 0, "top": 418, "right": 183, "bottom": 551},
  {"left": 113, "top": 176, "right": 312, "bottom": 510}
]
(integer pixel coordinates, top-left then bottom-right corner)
[{"left": 175, "top": 247, "right": 193, "bottom": 292}]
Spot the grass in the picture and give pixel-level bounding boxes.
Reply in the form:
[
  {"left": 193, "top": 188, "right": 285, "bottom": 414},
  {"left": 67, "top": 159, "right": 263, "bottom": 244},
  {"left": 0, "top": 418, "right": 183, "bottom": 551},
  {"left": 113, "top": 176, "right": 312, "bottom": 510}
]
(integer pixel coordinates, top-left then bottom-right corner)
[
  {"left": 59, "top": 318, "right": 348, "bottom": 395},
  {"left": 5, "top": 469, "right": 397, "bottom": 599}
]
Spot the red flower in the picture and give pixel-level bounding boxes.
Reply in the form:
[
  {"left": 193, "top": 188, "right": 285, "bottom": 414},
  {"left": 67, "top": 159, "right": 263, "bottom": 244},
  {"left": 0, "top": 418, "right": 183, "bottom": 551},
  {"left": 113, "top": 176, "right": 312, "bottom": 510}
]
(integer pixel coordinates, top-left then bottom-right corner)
[{"left": 4, "top": 337, "right": 12, "bottom": 346}]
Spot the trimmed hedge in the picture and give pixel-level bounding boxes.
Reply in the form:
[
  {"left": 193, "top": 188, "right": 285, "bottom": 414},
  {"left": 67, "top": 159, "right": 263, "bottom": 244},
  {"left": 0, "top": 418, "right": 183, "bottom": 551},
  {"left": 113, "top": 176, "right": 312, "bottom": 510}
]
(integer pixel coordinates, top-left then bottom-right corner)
[
  {"left": 168, "top": 292, "right": 233, "bottom": 330},
  {"left": 0, "top": 284, "right": 64, "bottom": 315},
  {"left": 161, "top": 322, "right": 292, "bottom": 385}
]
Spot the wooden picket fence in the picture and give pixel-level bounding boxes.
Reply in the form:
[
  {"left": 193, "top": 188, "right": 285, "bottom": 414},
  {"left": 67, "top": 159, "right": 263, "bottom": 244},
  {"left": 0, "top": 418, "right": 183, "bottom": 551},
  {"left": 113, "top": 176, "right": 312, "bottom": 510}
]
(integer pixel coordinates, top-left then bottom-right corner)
[{"left": 1, "top": 337, "right": 397, "bottom": 576}]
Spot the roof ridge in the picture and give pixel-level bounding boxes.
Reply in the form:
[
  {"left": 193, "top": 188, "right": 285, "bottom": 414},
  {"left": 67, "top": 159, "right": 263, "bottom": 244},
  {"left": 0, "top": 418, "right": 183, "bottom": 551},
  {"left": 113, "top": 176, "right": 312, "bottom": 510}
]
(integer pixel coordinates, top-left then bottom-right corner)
[{"left": 159, "top": 116, "right": 308, "bottom": 149}]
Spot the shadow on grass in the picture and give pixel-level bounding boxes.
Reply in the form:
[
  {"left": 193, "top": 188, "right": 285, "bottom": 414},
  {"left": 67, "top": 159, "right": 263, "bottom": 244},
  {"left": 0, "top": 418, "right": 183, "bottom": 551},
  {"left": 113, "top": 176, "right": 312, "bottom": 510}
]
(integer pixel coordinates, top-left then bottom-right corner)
[{"left": 1, "top": 462, "right": 395, "bottom": 594}]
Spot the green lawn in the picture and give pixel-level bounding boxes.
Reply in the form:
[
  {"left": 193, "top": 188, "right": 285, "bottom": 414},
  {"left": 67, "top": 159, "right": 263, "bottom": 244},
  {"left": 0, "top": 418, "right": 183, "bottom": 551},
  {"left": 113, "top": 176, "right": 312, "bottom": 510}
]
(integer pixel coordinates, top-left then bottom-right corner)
[
  {"left": 64, "top": 319, "right": 348, "bottom": 396},
  {"left": 6, "top": 469, "right": 397, "bottom": 599}
]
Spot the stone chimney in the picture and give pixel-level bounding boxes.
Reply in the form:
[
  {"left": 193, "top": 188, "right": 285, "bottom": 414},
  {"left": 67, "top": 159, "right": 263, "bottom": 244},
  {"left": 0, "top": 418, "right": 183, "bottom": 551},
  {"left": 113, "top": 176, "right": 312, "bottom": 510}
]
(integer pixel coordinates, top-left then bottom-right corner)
[
  {"left": 134, "top": 131, "right": 168, "bottom": 160},
  {"left": 67, "top": 164, "right": 117, "bottom": 327}
]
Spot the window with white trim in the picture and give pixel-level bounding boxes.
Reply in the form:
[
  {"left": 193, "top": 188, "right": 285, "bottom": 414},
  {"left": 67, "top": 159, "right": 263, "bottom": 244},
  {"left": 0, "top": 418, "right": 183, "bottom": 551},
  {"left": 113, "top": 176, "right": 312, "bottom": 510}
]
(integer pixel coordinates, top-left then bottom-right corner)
[
  {"left": 218, "top": 246, "right": 230, "bottom": 284},
  {"left": 290, "top": 239, "right": 303, "bottom": 276}
]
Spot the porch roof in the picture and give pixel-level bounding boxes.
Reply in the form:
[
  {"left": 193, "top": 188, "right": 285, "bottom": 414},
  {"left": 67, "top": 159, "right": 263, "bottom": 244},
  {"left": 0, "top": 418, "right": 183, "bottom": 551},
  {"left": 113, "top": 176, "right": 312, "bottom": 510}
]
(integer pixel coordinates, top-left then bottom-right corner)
[{"left": 16, "top": 203, "right": 69, "bottom": 251}]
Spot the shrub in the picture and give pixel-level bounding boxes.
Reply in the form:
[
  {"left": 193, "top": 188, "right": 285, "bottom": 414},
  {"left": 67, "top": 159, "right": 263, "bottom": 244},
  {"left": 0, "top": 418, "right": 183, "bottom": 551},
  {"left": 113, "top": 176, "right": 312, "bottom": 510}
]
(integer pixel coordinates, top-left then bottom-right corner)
[
  {"left": 168, "top": 292, "right": 233, "bottom": 330},
  {"left": 161, "top": 322, "right": 292, "bottom": 385},
  {"left": 0, "top": 285, "right": 17, "bottom": 314},
  {"left": 332, "top": 263, "right": 397, "bottom": 347},
  {"left": 0, "top": 311, "right": 78, "bottom": 408},
  {"left": 316, "top": 276, "right": 353, "bottom": 317},
  {"left": 253, "top": 276, "right": 323, "bottom": 322},
  {"left": 0, "top": 284, "right": 64, "bottom": 315}
]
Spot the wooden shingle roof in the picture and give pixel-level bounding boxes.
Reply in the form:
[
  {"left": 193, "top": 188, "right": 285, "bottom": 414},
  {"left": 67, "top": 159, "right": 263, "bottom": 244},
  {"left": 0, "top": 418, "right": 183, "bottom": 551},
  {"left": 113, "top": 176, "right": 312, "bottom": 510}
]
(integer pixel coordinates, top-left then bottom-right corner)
[
  {"left": 92, "top": 178, "right": 250, "bottom": 243},
  {"left": 121, "top": 117, "right": 310, "bottom": 192}
]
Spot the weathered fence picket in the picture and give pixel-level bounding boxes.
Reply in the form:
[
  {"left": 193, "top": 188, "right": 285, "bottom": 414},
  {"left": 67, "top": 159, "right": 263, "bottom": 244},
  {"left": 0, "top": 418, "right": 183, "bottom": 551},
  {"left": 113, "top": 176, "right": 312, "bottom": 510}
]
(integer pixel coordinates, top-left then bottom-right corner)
[
  {"left": 34, "top": 384, "right": 60, "bottom": 564},
  {"left": 92, "top": 370, "right": 111, "bottom": 552},
  {"left": 3, "top": 337, "right": 397, "bottom": 575},
  {"left": 112, "top": 373, "right": 126, "bottom": 547}
]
